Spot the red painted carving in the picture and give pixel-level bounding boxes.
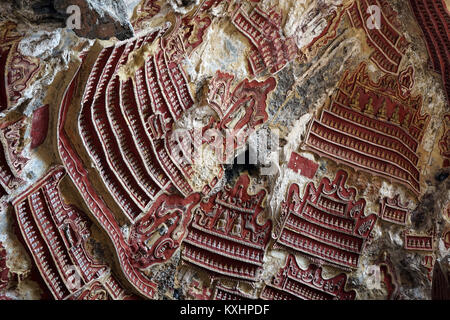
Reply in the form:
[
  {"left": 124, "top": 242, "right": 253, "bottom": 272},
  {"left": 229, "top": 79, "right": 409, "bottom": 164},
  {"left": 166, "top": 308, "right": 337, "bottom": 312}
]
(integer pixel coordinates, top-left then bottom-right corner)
[
  {"left": 181, "top": 14, "right": 212, "bottom": 55},
  {"left": 205, "top": 70, "right": 276, "bottom": 161},
  {"left": 404, "top": 229, "right": 434, "bottom": 251},
  {"left": 182, "top": 174, "right": 272, "bottom": 281},
  {"left": 439, "top": 114, "right": 450, "bottom": 167},
  {"left": 409, "top": 0, "right": 450, "bottom": 102},
  {"left": 347, "top": 0, "right": 409, "bottom": 74},
  {"left": 0, "top": 122, "right": 24, "bottom": 193},
  {"left": 444, "top": 229, "right": 450, "bottom": 250},
  {"left": 305, "top": 62, "right": 430, "bottom": 195},
  {"left": 207, "top": 71, "right": 235, "bottom": 119},
  {"left": 275, "top": 170, "right": 377, "bottom": 271},
  {"left": 0, "top": 117, "right": 29, "bottom": 175},
  {"left": 287, "top": 152, "right": 319, "bottom": 179},
  {"left": 379, "top": 195, "right": 410, "bottom": 226},
  {"left": 131, "top": 0, "right": 162, "bottom": 33},
  {"left": 208, "top": 70, "right": 277, "bottom": 131},
  {"left": 59, "top": 48, "right": 159, "bottom": 298},
  {"left": 30, "top": 104, "right": 50, "bottom": 149},
  {"left": 67, "top": 276, "right": 137, "bottom": 300},
  {"left": 0, "top": 242, "right": 8, "bottom": 294},
  {"left": 260, "top": 254, "right": 356, "bottom": 300},
  {"left": 213, "top": 281, "right": 257, "bottom": 300},
  {"left": 231, "top": 4, "right": 297, "bottom": 76},
  {"left": 375, "top": 252, "right": 400, "bottom": 299},
  {"left": 78, "top": 28, "right": 201, "bottom": 222},
  {"left": 0, "top": 22, "right": 21, "bottom": 44},
  {"left": 12, "top": 166, "right": 136, "bottom": 300},
  {"left": 68, "top": 281, "right": 112, "bottom": 300},
  {"left": 58, "top": 21, "right": 275, "bottom": 298},
  {"left": 423, "top": 255, "right": 435, "bottom": 282},
  {"left": 0, "top": 22, "right": 40, "bottom": 111},
  {"left": 185, "top": 278, "right": 212, "bottom": 300},
  {"left": 128, "top": 192, "right": 200, "bottom": 269},
  {"left": 398, "top": 65, "right": 416, "bottom": 99}
]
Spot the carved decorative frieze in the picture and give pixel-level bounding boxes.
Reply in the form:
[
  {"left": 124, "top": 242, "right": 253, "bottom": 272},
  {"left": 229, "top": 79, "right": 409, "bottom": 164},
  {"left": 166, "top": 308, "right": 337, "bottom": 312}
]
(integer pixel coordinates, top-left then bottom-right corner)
[
  {"left": 379, "top": 195, "right": 410, "bottom": 226},
  {"left": 347, "top": 0, "right": 409, "bottom": 74},
  {"left": 59, "top": 21, "right": 276, "bottom": 297},
  {"left": 185, "top": 278, "right": 212, "bottom": 300},
  {"left": 275, "top": 170, "right": 377, "bottom": 271},
  {"left": 180, "top": 0, "right": 219, "bottom": 57},
  {"left": 305, "top": 62, "right": 429, "bottom": 195},
  {"left": 403, "top": 229, "right": 434, "bottom": 251},
  {"left": 422, "top": 254, "right": 435, "bottom": 282},
  {"left": 59, "top": 49, "right": 159, "bottom": 298},
  {"left": 409, "top": 0, "right": 450, "bottom": 102},
  {"left": 182, "top": 174, "right": 272, "bottom": 281},
  {"left": 12, "top": 166, "right": 135, "bottom": 300},
  {"left": 231, "top": 4, "right": 297, "bottom": 76},
  {"left": 260, "top": 254, "right": 356, "bottom": 300},
  {"left": 0, "top": 22, "right": 40, "bottom": 111},
  {"left": 444, "top": 228, "right": 450, "bottom": 250},
  {"left": 301, "top": 6, "right": 347, "bottom": 59},
  {"left": 206, "top": 70, "right": 276, "bottom": 160},
  {"left": 208, "top": 71, "right": 276, "bottom": 132}
]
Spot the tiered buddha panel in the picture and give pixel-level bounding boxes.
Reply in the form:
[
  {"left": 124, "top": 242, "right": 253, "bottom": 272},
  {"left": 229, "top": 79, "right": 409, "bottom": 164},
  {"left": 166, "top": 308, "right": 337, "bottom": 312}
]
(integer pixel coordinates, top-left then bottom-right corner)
[
  {"left": 404, "top": 232, "right": 434, "bottom": 251},
  {"left": 212, "top": 283, "right": 257, "bottom": 300},
  {"left": 261, "top": 255, "right": 356, "bottom": 300},
  {"left": 77, "top": 25, "right": 219, "bottom": 223},
  {"left": 275, "top": 170, "right": 377, "bottom": 271},
  {"left": 58, "top": 22, "right": 276, "bottom": 297},
  {"left": 127, "top": 192, "right": 201, "bottom": 269},
  {"left": 347, "top": 0, "right": 409, "bottom": 74},
  {"left": 30, "top": 104, "right": 50, "bottom": 149},
  {"left": 0, "top": 23, "right": 40, "bottom": 195},
  {"left": 231, "top": 4, "right": 297, "bottom": 76},
  {"left": 12, "top": 166, "right": 135, "bottom": 300},
  {"left": 305, "top": 63, "right": 429, "bottom": 195},
  {"left": 182, "top": 174, "right": 272, "bottom": 281},
  {"left": 379, "top": 195, "right": 410, "bottom": 226},
  {"left": 409, "top": 0, "right": 450, "bottom": 102},
  {"left": 59, "top": 54, "right": 158, "bottom": 297}
]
